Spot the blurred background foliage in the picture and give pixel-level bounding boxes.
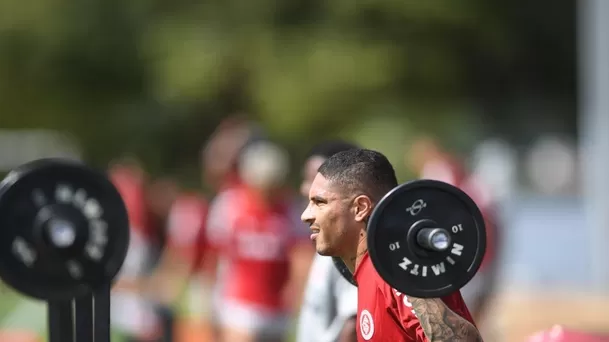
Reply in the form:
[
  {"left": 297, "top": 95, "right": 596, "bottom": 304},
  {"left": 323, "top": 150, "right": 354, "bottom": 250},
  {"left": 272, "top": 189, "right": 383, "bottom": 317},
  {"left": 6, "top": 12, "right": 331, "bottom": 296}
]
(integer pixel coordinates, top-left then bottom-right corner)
[{"left": 0, "top": 0, "right": 576, "bottom": 189}]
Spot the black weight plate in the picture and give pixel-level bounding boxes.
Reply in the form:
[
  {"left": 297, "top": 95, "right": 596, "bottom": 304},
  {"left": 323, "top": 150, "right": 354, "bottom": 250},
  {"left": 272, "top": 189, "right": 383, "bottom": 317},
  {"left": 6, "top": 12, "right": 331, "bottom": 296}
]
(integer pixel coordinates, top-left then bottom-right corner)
[
  {"left": 367, "top": 179, "right": 486, "bottom": 298},
  {"left": 332, "top": 257, "right": 358, "bottom": 286},
  {"left": 0, "top": 158, "right": 130, "bottom": 300}
]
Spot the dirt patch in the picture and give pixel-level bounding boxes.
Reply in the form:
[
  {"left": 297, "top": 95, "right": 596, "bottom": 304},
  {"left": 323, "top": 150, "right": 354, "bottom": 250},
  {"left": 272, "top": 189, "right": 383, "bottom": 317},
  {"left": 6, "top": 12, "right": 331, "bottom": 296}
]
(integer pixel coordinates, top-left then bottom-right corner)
[{"left": 479, "top": 291, "right": 609, "bottom": 341}]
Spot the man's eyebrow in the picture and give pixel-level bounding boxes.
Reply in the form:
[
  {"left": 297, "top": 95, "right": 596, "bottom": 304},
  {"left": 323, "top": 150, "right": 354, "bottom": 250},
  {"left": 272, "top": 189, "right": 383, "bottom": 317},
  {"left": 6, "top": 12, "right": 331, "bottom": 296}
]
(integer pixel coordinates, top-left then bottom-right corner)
[{"left": 310, "top": 195, "right": 328, "bottom": 203}]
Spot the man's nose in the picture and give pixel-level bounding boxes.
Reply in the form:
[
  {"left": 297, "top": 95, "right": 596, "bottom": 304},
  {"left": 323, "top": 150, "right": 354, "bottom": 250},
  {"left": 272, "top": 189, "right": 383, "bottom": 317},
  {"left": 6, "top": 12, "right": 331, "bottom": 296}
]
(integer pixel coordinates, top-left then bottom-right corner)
[{"left": 301, "top": 204, "right": 314, "bottom": 224}]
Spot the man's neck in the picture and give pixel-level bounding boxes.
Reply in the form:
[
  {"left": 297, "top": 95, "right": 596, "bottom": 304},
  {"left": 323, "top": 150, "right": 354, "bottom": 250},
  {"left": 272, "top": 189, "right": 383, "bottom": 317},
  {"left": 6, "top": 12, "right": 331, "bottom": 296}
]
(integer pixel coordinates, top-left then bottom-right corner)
[{"left": 343, "top": 233, "right": 368, "bottom": 274}]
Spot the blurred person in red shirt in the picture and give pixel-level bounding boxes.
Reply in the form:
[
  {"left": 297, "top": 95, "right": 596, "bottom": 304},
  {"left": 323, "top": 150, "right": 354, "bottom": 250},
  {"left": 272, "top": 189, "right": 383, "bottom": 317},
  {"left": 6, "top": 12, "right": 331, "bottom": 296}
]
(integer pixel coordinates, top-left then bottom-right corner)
[
  {"left": 146, "top": 177, "right": 182, "bottom": 265},
  {"left": 152, "top": 191, "right": 210, "bottom": 297},
  {"left": 301, "top": 149, "right": 479, "bottom": 341},
  {"left": 206, "top": 140, "right": 305, "bottom": 342},
  {"left": 143, "top": 176, "right": 182, "bottom": 342},
  {"left": 199, "top": 117, "right": 265, "bottom": 341},
  {"left": 142, "top": 190, "right": 210, "bottom": 342},
  {"left": 107, "top": 159, "right": 153, "bottom": 342},
  {"left": 108, "top": 160, "right": 180, "bottom": 342},
  {"left": 407, "top": 136, "right": 500, "bottom": 325}
]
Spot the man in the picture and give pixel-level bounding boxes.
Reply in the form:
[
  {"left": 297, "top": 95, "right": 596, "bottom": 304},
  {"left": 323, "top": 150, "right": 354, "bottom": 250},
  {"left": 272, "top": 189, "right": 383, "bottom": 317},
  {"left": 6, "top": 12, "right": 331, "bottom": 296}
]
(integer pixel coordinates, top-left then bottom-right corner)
[
  {"left": 144, "top": 191, "right": 210, "bottom": 341},
  {"left": 109, "top": 161, "right": 177, "bottom": 342},
  {"left": 296, "top": 141, "right": 360, "bottom": 342},
  {"left": 206, "top": 140, "right": 303, "bottom": 342},
  {"left": 301, "top": 148, "right": 482, "bottom": 342},
  {"left": 201, "top": 117, "right": 262, "bottom": 341},
  {"left": 140, "top": 177, "right": 182, "bottom": 342}
]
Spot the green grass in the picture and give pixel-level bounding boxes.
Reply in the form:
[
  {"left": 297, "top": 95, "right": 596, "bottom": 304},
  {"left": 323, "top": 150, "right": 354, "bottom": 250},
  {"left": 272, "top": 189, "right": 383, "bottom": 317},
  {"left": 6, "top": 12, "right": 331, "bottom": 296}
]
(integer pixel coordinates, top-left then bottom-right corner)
[
  {"left": 0, "top": 283, "right": 127, "bottom": 341},
  {"left": 0, "top": 282, "right": 296, "bottom": 341},
  {"left": 0, "top": 284, "right": 46, "bottom": 336},
  {"left": 0, "top": 289, "right": 21, "bottom": 322}
]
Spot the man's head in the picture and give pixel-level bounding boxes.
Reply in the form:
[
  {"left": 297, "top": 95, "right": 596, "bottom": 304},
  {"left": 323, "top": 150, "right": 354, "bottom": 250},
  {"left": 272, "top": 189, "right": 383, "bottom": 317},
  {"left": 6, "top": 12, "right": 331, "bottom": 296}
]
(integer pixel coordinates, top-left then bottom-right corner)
[
  {"left": 300, "top": 140, "right": 360, "bottom": 198},
  {"left": 200, "top": 117, "right": 262, "bottom": 189},
  {"left": 145, "top": 177, "right": 179, "bottom": 219},
  {"left": 238, "top": 140, "right": 290, "bottom": 194},
  {"left": 301, "top": 148, "right": 398, "bottom": 258}
]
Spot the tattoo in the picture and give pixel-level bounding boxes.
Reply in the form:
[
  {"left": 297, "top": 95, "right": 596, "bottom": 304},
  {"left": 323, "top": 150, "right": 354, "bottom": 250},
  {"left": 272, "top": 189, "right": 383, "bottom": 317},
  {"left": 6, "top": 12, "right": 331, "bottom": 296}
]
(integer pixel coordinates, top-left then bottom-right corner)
[
  {"left": 409, "top": 298, "right": 483, "bottom": 342},
  {"left": 351, "top": 248, "right": 368, "bottom": 263}
]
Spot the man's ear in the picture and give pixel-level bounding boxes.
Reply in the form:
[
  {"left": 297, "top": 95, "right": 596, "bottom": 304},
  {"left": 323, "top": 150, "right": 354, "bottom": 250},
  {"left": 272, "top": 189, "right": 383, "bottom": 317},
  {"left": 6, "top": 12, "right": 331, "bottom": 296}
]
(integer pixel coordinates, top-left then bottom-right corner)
[{"left": 353, "top": 195, "right": 373, "bottom": 223}]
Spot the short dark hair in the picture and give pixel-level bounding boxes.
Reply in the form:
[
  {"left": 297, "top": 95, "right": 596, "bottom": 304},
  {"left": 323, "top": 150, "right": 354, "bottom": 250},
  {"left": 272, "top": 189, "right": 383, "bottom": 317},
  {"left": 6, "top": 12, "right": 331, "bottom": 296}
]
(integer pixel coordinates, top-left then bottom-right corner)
[
  {"left": 307, "top": 140, "right": 360, "bottom": 160},
  {"left": 318, "top": 148, "right": 398, "bottom": 202}
]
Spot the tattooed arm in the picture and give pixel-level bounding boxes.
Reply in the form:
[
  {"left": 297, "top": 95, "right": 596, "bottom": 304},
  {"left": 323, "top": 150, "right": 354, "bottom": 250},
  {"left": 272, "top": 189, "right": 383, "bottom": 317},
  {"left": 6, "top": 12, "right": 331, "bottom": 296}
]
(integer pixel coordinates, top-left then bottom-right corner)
[{"left": 409, "top": 298, "right": 483, "bottom": 342}]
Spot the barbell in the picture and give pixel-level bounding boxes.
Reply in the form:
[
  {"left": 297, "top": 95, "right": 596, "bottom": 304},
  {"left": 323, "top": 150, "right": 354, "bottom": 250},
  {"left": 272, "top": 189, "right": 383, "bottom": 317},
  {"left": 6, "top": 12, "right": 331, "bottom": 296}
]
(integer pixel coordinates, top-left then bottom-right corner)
[
  {"left": 333, "top": 179, "right": 487, "bottom": 298},
  {"left": 0, "top": 158, "right": 485, "bottom": 323},
  {"left": 0, "top": 158, "right": 130, "bottom": 301},
  {"left": 0, "top": 158, "right": 130, "bottom": 342}
]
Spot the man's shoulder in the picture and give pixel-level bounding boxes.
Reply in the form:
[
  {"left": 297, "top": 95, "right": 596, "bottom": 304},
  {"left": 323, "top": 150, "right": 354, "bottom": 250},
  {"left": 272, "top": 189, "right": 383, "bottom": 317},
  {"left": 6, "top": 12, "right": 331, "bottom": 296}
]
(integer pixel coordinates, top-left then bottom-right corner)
[
  {"left": 440, "top": 290, "right": 467, "bottom": 308},
  {"left": 355, "top": 254, "right": 385, "bottom": 286},
  {"left": 417, "top": 291, "right": 474, "bottom": 326},
  {"left": 209, "top": 188, "right": 239, "bottom": 212}
]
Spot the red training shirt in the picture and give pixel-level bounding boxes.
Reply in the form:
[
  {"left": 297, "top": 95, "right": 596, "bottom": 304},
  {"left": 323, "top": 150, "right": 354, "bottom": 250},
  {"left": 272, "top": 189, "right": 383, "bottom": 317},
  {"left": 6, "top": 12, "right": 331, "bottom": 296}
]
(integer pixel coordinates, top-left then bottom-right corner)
[
  {"left": 354, "top": 253, "right": 475, "bottom": 341},
  {"left": 166, "top": 193, "right": 209, "bottom": 270},
  {"left": 206, "top": 185, "right": 301, "bottom": 311}
]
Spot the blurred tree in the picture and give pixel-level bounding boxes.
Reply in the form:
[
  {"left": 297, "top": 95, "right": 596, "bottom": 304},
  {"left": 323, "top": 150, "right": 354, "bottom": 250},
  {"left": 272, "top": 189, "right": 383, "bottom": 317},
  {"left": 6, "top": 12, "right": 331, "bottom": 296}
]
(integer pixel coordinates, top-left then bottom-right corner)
[{"left": 0, "top": 0, "right": 576, "bottom": 188}]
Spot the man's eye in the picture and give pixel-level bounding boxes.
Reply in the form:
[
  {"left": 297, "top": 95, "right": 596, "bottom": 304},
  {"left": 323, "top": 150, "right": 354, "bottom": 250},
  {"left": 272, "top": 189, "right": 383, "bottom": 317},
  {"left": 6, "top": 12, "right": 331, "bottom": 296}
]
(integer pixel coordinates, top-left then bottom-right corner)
[{"left": 312, "top": 199, "right": 325, "bottom": 206}]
